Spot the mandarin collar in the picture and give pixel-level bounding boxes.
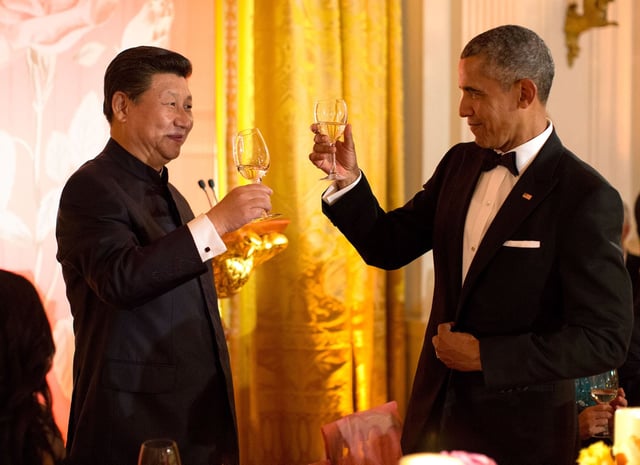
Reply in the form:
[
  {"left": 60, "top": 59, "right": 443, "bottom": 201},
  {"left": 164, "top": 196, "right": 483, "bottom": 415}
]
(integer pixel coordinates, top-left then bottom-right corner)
[{"left": 105, "top": 138, "right": 168, "bottom": 185}]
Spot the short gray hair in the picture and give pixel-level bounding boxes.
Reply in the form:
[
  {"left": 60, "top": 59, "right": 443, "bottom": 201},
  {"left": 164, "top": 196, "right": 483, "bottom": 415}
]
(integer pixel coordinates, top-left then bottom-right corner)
[{"left": 461, "top": 25, "right": 554, "bottom": 104}]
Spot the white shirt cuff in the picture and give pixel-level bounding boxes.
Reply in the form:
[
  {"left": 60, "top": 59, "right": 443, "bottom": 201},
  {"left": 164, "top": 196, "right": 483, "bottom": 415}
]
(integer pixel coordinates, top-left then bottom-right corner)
[
  {"left": 187, "top": 214, "right": 227, "bottom": 262},
  {"left": 322, "top": 171, "right": 363, "bottom": 205}
]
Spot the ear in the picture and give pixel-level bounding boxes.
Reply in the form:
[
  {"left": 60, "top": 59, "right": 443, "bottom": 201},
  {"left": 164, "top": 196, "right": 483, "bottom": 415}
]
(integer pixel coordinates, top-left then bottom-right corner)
[
  {"left": 111, "top": 91, "right": 129, "bottom": 123},
  {"left": 517, "top": 78, "right": 537, "bottom": 109}
]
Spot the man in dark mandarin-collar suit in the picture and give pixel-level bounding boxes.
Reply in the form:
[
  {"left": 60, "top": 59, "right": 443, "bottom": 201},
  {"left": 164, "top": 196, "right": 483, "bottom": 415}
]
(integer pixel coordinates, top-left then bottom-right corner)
[
  {"left": 309, "top": 25, "right": 632, "bottom": 465},
  {"left": 56, "top": 46, "right": 273, "bottom": 465}
]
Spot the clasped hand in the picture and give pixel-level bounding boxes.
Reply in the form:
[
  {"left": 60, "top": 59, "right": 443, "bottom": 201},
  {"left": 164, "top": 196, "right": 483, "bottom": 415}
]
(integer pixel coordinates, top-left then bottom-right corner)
[{"left": 432, "top": 322, "right": 482, "bottom": 371}]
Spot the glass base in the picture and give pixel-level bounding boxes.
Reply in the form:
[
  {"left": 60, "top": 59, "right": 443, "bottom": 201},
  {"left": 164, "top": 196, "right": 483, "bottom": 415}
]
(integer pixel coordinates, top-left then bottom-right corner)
[
  {"left": 251, "top": 212, "right": 283, "bottom": 223},
  {"left": 320, "top": 172, "right": 344, "bottom": 181}
]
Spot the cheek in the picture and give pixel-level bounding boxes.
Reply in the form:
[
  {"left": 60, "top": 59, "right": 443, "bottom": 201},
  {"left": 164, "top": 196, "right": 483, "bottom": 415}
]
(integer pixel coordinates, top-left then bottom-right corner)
[{"left": 482, "top": 105, "right": 506, "bottom": 127}]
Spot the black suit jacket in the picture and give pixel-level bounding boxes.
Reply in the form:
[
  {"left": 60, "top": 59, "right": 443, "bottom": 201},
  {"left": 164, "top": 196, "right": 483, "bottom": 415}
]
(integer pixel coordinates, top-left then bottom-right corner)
[
  {"left": 56, "top": 139, "right": 238, "bottom": 465},
  {"left": 323, "top": 131, "right": 632, "bottom": 465}
]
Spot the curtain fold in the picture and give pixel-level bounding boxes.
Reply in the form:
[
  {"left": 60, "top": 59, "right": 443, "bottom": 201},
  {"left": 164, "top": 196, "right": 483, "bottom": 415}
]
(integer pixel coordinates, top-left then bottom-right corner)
[{"left": 216, "top": 2, "right": 406, "bottom": 464}]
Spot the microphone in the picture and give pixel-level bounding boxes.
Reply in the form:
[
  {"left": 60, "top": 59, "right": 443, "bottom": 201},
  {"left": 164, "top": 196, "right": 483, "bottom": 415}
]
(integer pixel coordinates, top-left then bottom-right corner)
[
  {"left": 198, "top": 179, "right": 213, "bottom": 207},
  {"left": 207, "top": 179, "right": 219, "bottom": 205}
]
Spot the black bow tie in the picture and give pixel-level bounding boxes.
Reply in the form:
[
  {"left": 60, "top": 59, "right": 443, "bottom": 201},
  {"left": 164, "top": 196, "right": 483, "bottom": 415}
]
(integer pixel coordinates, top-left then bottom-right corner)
[{"left": 481, "top": 150, "right": 519, "bottom": 176}]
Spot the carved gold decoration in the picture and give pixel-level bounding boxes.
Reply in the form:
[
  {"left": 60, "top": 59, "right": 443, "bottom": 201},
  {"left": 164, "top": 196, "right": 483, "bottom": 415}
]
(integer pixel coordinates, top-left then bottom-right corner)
[
  {"left": 212, "top": 218, "right": 289, "bottom": 298},
  {"left": 565, "top": 0, "right": 618, "bottom": 67}
]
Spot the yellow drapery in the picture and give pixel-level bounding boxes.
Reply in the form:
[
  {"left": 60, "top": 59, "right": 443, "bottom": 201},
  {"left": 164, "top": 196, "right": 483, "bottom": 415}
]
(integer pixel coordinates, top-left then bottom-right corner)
[{"left": 215, "top": 2, "right": 407, "bottom": 464}]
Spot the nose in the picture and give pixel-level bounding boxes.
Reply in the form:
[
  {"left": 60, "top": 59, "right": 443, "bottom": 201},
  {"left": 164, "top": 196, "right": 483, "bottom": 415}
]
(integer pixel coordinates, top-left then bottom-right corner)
[
  {"left": 176, "top": 107, "right": 193, "bottom": 130},
  {"left": 459, "top": 95, "right": 472, "bottom": 118}
]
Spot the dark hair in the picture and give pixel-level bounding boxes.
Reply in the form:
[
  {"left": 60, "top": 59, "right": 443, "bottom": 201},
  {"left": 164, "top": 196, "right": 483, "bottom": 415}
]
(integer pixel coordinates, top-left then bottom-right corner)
[
  {"left": 0, "top": 270, "right": 61, "bottom": 465},
  {"left": 461, "top": 25, "right": 555, "bottom": 104},
  {"left": 103, "top": 46, "right": 193, "bottom": 123}
]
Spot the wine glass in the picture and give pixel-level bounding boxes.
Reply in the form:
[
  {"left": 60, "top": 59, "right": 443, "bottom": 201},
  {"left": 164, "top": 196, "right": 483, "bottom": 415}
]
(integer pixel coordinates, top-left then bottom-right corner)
[
  {"left": 137, "top": 438, "right": 182, "bottom": 465},
  {"left": 233, "top": 127, "right": 280, "bottom": 220},
  {"left": 314, "top": 98, "right": 348, "bottom": 180},
  {"left": 234, "top": 127, "right": 270, "bottom": 183},
  {"left": 588, "top": 368, "right": 619, "bottom": 438}
]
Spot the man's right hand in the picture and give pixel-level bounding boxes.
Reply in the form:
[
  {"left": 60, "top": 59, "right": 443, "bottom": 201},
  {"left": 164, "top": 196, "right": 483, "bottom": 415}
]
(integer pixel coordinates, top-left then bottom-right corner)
[
  {"left": 309, "top": 123, "right": 360, "bottom": 188},
  {"left": 206, "top": 183, "right": 273, "bottom": 236}
]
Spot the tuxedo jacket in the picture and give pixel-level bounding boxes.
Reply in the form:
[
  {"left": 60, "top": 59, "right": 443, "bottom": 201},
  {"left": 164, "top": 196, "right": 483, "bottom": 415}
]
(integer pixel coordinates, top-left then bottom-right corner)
[
  {"left": 56, "top": 139, "right": 238, "bottom": 465},
  {"left": 323, "top": 131, "right": 632, "bottom": 465}
]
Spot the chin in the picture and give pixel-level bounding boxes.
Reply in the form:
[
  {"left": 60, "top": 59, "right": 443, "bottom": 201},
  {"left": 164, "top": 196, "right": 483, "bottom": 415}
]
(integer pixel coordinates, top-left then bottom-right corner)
[
  {"left": 165, "top": 149, "right": 182, "bottom": 160},
  {"left": 474, "top": 138, "right": 488, "bottom": 148}
]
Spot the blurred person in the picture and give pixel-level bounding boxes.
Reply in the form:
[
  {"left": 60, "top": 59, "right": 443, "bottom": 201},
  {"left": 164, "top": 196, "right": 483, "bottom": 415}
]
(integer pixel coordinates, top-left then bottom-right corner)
[
  {"left": 624, "top": 195, "right": 640, "bottom": 296},
  {"left": 620, "top": 194, "right": 640, "bottom": 406},
  {"left": 0, "top": 269, "right": 65, "bottom": 465},
  {"left": 575, "top": 202, "right": 632, "bottom": 446},
  {"left": 309, "top": 25, "right": 632, "bottom": 465},
  {"left": 56, "top": 46, "right": 272, "bottom": 465}
]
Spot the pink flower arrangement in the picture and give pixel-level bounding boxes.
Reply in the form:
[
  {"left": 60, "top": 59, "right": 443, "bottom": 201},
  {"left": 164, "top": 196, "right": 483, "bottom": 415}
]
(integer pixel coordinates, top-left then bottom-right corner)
[{"left": 441, "top": 450, "right": 497, "bottom": 465}]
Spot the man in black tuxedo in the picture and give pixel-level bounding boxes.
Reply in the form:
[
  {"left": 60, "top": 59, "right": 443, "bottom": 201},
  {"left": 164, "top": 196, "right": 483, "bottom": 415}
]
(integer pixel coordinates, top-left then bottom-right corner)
[
  {"left": 309, "top": 25, "right": 632, "bottom": 465},
  {"left": 56, "top": 46, "right": 273, "bottom": 465}
]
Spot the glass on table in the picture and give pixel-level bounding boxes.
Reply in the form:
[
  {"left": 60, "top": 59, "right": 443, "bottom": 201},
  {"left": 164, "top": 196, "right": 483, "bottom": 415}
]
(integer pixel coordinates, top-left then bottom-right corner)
[{"left": 137, "top": 438, "right": 182, "bottom": 465}]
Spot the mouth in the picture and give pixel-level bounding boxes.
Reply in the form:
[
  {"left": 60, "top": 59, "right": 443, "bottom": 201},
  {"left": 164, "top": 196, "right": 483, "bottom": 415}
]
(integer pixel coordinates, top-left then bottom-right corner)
[
  {"left": 168, "top": 134, "right": 186, "bottom": 143},
  {"left": 467, "top": 122, "right": 482, "bottom": 134}
]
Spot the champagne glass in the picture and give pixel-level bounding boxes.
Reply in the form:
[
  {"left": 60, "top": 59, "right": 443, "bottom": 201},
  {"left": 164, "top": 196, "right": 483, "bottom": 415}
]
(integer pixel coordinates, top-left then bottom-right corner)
[
  {"left": 138, "top": 438, "right": 182, "bottom": 465},
  {"left": 233, "top": 127, "right": 280, "bottom": 220},
  {"left": 589, "top": 368, "right": 619, "bottom": 438},
  {"left": 314, "top": 98, "right": 348, "bottom": 180}
]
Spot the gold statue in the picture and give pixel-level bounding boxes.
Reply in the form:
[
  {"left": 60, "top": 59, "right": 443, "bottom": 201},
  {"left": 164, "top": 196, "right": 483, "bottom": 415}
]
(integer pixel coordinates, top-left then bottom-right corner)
[
  {"left": 212, "top": 218, "right": 289, "bottom": 297},
  {"left": 565, "top": 0, "right": 617, "bottom": 67}
]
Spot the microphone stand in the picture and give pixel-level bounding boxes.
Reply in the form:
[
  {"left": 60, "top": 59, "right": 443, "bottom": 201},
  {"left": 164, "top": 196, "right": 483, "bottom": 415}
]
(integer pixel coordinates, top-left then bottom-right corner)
[
  {"left": 207, "top": 179, "right": 219, "bottom": 205},
  {"left": 197, "top": 179, "right": 213, "bottom": 207}
]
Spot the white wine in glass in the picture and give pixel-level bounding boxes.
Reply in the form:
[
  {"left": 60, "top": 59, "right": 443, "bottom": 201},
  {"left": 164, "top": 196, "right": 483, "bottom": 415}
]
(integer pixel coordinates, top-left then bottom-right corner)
[
  {"left": 137, "top": 438, "right": 182, "bottom": 465},
  {"left": 588, "top": 368, "right": 619, "bottom": 438},
  {"left": 314, "top": 98, "right": 347, "bottom": 180},
  {"left": 234, "top": 128, "right": 270, "bottom": 183},
  {"left": 233, "top": 127, "right": 280, "bottom": 220}
]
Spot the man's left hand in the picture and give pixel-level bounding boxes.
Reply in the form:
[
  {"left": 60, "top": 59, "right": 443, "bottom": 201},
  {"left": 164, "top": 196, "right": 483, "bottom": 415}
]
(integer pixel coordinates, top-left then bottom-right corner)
[{"left": 432, "top": 322, "right": 482, "bottom": 371}]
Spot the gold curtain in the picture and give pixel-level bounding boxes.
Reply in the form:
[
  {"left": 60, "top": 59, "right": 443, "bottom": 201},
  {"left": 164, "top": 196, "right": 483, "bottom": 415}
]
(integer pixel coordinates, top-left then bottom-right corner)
[{"left": 215, "top": 2, "right": 406, "bottom": 464}]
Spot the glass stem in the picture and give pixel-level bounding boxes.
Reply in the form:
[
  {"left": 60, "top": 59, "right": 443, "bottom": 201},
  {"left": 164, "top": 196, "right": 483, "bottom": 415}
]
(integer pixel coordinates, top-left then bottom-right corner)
[{"left": 330, "top": 143, "right": 337, "bottom": 175}]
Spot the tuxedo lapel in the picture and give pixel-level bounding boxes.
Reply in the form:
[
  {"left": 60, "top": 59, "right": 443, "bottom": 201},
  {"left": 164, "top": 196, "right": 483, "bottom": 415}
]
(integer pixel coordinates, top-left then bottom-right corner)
[
  {"left": 441, "top": 146, "right": 489, "bottom": 297},
  {"left": 457, "top": 134, "right": 563, "bottom": 314}
]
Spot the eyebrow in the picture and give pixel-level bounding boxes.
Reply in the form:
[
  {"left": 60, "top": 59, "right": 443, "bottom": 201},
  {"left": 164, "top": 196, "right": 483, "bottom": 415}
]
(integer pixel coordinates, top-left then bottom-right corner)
[
  {"left": 162, "top": 90, "right": 192, "bottom": 101},
  {"left": 460, "top": 85, "right": 483, "bottom": 93}
]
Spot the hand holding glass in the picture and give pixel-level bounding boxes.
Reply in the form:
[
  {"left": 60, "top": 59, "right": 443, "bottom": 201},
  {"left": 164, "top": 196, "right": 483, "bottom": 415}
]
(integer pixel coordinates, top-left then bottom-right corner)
[
  {"left": 314, "top": 98, "right": 347, "bottom": 180},
  {"left": 233, "top": 127, "right": 280, "bottom": 220},
  {"left": 589, "top": 368, "right": 619, "bottom": 438},
  {"left": 137, "top": 439, "right": 182, "bottom": 465}
]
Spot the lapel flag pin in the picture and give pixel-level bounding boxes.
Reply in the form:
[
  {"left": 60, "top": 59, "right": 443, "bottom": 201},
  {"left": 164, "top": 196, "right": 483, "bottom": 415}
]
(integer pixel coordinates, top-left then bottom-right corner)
[{"left": 522, "top": 192, "right": 533, "bottom": 200}]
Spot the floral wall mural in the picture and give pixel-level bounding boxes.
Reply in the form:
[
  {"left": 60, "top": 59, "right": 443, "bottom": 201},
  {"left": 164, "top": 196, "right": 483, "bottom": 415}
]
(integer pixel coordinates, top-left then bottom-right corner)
[{"left": 0, "top": 0, "right": 177, "bottom": 437}]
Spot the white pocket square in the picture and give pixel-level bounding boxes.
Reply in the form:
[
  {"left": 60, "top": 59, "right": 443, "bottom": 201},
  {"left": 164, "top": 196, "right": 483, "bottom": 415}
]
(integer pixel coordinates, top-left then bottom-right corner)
[{"left": 503, "top": 240, "right": 540, "bottom": 248}]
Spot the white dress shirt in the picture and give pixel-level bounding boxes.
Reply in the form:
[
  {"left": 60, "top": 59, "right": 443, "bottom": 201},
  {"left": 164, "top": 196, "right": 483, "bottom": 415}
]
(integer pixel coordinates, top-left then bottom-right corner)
[
  {"left": 187, "top": 214, "right": 227, "bottom": 262},
  {"left": 462, "top": 121, "right": 553, "bottom": 281}
]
